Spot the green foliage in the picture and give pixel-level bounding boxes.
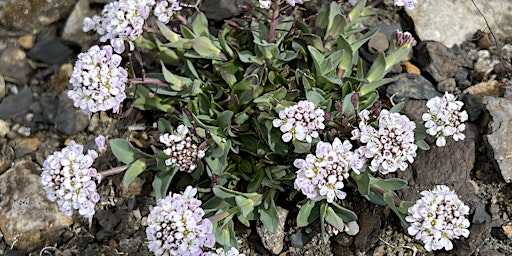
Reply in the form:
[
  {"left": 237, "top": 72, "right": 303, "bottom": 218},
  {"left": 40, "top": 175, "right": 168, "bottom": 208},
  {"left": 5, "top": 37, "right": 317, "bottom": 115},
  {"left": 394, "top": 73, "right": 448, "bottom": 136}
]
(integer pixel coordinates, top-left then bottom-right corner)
[{"left": 112, "top": 0, "right": 421, "bottom": 249}]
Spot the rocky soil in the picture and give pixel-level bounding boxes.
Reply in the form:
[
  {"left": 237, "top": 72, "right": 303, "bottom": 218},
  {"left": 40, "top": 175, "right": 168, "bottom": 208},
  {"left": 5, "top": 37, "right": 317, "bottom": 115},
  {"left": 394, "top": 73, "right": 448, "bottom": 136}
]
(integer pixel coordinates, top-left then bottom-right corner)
[{"left": 1, "top": 0, "right": 512, "bottom": 255}]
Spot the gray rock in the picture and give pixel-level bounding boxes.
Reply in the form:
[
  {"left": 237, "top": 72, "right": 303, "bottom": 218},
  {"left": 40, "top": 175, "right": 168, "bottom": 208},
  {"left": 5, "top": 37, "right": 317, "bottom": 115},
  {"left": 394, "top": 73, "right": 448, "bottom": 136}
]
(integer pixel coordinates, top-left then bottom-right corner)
[
  {"left": 406, "top": 0, "right": 512, "bottom": 48},
  {"left": 368, "top": 32, "right": 389, "bottom": 54},
  {"left": 0, "top": 161, "right": 73, "bottom": 251},
  {"left": 27, "top": 33, "right": 72, "bottom": 65},
  {"left": 62, "top": 0, "right": 98, "bottom": 51},
  {"left": 485, "top": 119, "right": 512, "bottom": 183},
  {"left": 0, "top": 0, "right": 75, "bottom": 34},
  {"left": 471, "top": 50, "right": 500, "bottom": 81},
  {"left": 200, "top": 0, "right": 245, "bottom": 21},
  {"left": 482, "top": 96, "right": 512, "bottom": 133},
  {"left": 0, "top": 87, "right": 33, "bottom": 120},
  {"left": 473, "top": 202, "right": 492, "bottom": 225},
  {"left": 256, "top": 206, "right": 288, "bottom": 254},
  {"left": 413, "top": 41, "right": 470, "bottom": 83},
  {"left": 0, "top": 47, "right": 32, "bottom": 84},
  {"left": 386, "top": 73, "right": 441, "bottom": 103},
  {"left": 39, "top": 91, "right": 90, "bottom": 135},
  {"left": 290, "top": 231, "right": 315, "bottom": 248},
  {"left": 0, "top": 73, "right": 5, "bottom": 100},
  {"left": 437, "top": 78, "right": 456, "bottom": 93}
]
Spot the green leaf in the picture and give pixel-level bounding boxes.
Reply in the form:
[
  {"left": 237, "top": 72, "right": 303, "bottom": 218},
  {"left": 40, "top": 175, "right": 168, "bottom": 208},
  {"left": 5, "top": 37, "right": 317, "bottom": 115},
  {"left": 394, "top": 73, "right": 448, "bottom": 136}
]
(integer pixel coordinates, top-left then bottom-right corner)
[
  {"left": 350, "top": 171, "right": 370, "bottom": 196},
  {"left": 308, "top": 45, "right": 325, "bottom": 75},
  {"left": 109, "top": 139, "right": 152, "bottom": 164},
  {"left": 191, "top": 12, "right": 209, "bottom": 37},
  {"left": 235, "top": 196, "right": 254, "bottom": 218},
  {"left": 389, "top": 101, "right": 405, "bottom": 113},
  {"left": 155, "top": 20, "right": 180, "bottom": 42},
  {"left": 214, "top": 221, "right": 238, "bottom": 249},
  {"left": 372, "top": 178, "right": 407, "bottom": 191},
  {"left": 365, "top": 52, "right": 386, "bottom": 83},
  {"left": 330, "top": 201, "right": 358, "bottom": 222},
  {"left": 306, "top": 90, "right": 326, "bottom": 106},
  {"left": 415, "top": 139, "right": 430, "bottom": 150},
  {"left": 359, "top": 77, "right": 396, "bottom": 96},
  {"left": 231, "top": 74, "right": 261, "bottom": 107},
  {"left": 260, "top": 196, "right": 278, "bottom": 233},
  {"left": 297, "top": 200, "right": 318, "bottom": 227},
  {"left": 123, "top": 159, "right": 147, "bottom": 188},
  {"left": 192, "top": 37, "right": 225, "bottom": 60},
  {"left": 217, "top": 110, "right": 234, "bottom": 132},
  {"left": 325, "top": 206, "right": 345, "bottom": 233},
  {"left": 292, "top": 139, "right": 312, "bottom": 154},
  {"left": 153, "top": 167, "right": 178, "bottom": 200},
  {"left": 383, "top": 191, "right": 409, "bottom": 226}
]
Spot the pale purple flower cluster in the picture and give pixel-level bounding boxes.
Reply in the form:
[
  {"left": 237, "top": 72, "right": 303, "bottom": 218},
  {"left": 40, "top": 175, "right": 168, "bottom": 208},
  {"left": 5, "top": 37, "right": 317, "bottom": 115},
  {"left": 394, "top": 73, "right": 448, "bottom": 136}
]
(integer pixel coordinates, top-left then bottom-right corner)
[
  {"left": 406, "top": 185, "right": 470, "bottom": 251},
  {"left": 146, "top": 186, "right": 216, "bottom": 256},
  {"left": 422, "top": 92, "right": 468, "bottom": 147},
  {"left": 258, "top": 0, "right": 308, "bottom": 9},
  {"left": 394, "top": 29, "right": 417, "bottom": 48},
  {"left": 294, "top": 138, "right": 365, "bottom": 203},
  {"left": 203, "top": 247, "right": 246, "bottom": 256},
  {"left": 154, "top": 0, "right": 182, "bottom": 24},
  {"left": 41, "top": 141, "right": 102, "bottom": 220},
  {"left": 351, "top": 109, "right": 417, "bottom": 175},
  {"left": 272, "top": 100, "right": 325, "bottom": 143},
  {"left": 394, "top": 0, "right": 417, "bottom": 10},
  {"left": 68, "top": 45, "right": 128, "bottom": 114},
  {"left": 159, "top": 124, "right": 205, "bottom": 173},
  {"left": 83, "top": 0, "right": 156, "bottom": 53}
]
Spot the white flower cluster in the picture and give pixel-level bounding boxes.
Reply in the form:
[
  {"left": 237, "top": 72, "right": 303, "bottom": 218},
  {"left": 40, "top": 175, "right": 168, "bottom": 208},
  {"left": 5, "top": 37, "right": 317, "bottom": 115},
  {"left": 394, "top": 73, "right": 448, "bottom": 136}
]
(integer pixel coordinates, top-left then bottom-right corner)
[
  {"left": 41, "top": 141, "right": 102, "bottom": 220},
  {"left": 83, "top": 0, "right": 181, "bottom": 53},
  {"left": 154, "top": 0, "right": 182, "bottom": 24},
  {"left": 293, "top": 138, "right": 365, "bottom": 203},
  {"left": 203, "top": 247, "right": 246, "bottom": 256},
  {"left": 146, "top": 186, "right": 216, "bottom": 256},
  {"left": 422, "top": 92, "right": 468, "bottom": 147},
  {"left": 159, "top": 124, "right": 205, "bottom": 172},
  {"left": 258, "top": 0, "right": 308, "bottom": 9},
  {"left": 406, "top": 185, "right": 470, "bottom": 251},
  {"left": 68, "top": 45, "right": 128, "bottom": 114},
  {"left": 349, "top": 0, "right": 416, "bottom": 10},
  {"left": 351, "top": 109, "right": 417, "bottom": 175},
  {"left": 272, "top": 100, "right": 325, "bottom": 143}
]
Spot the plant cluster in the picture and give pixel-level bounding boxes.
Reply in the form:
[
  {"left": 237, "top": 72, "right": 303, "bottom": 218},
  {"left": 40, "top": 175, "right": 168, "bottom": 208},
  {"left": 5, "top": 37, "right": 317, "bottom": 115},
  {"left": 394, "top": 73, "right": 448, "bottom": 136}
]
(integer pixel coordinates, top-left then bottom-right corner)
[{"left": 39, "top": 0, "right": 472, "bottom": 254}]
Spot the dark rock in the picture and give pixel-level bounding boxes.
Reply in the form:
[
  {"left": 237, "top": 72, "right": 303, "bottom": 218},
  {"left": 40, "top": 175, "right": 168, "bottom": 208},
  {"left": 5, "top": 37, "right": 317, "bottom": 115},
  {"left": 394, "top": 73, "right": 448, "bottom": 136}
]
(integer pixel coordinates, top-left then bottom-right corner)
[
  {"left": 0, "top": 87, "right": 33, "bottom": 120},
  {"left": 386, "top": 73, "right": 442, "bottom": 104},
  {"left": 354, "top": 210, "right": 381, "bottom": 254},
  {"left": 200, "top": 0, "right": 244, "bottom": 21},
  {"left": 460, "top": 93, "right": 482, "bottom": 122},
  {"left": 39, "top": 91, "right": 89, "bottom": 135},
  {"left": 0, "top": 47, "right": 32, "bottom": 84},
  {"left": 290, "top": 231, "right": 310, "bottom": 248},
  {"left": 413, "top": 41, "right": 471, "bottom": 83},
  {"left": 27, "top": 33, "right": 73, "bottom": 65},
  {"left": 0, "top": 0, "right": 75, "bottom": 34},
  {"left": 333, "top": 232, "right": 353, "bottom": 247},
  {"left": 397, "top": 115, "right": 479, "bottom": 203}
]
